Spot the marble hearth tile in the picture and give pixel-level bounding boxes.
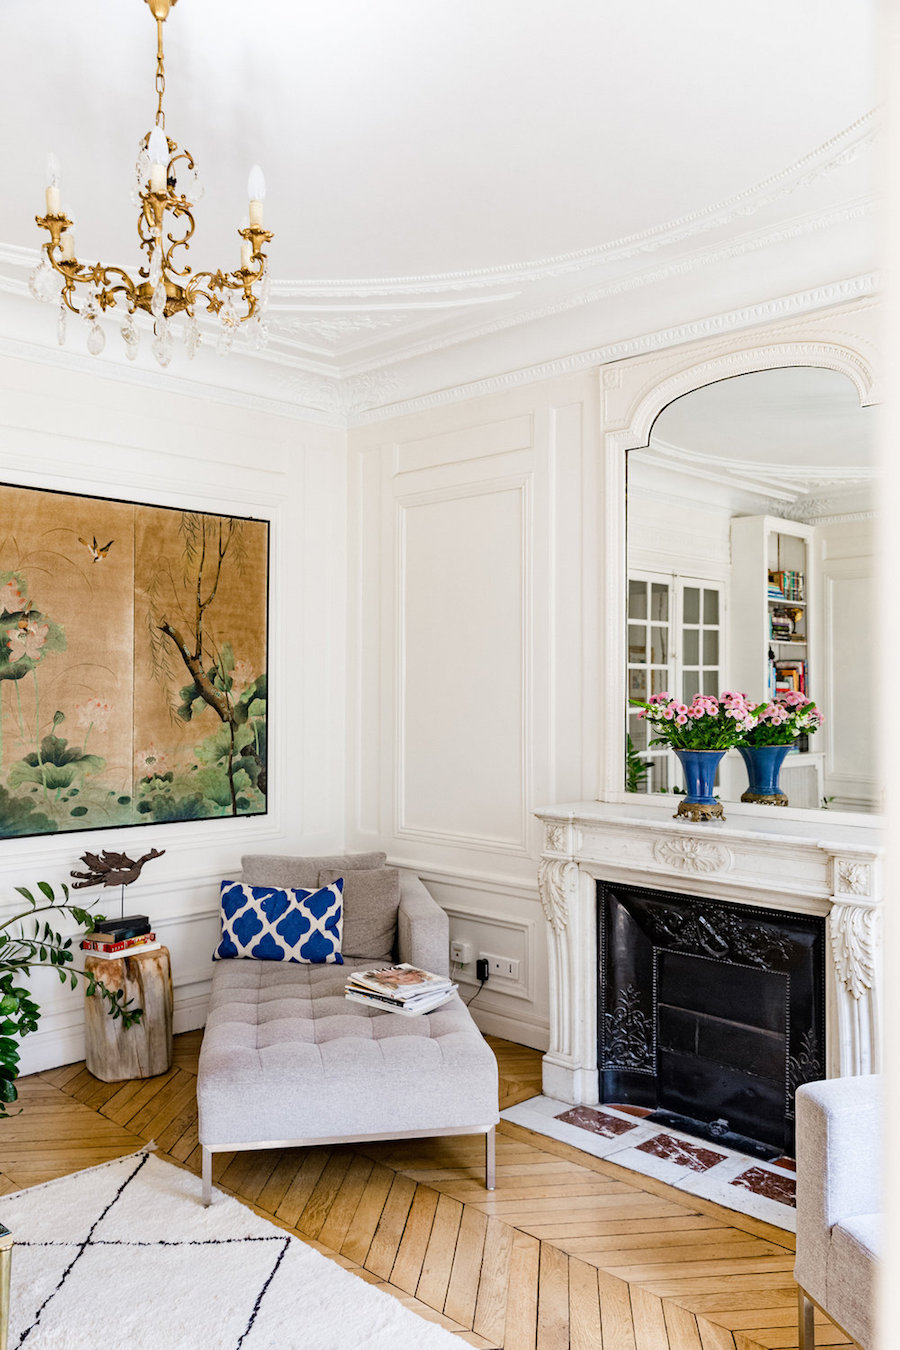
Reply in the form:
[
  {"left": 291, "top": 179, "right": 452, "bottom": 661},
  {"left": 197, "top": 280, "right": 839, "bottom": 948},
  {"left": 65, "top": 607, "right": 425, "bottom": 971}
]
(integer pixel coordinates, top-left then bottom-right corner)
[
  {"left": 555, "top": 1105, "right": 639, "bottom": 1138},
  {"left": 676, "top": 1153, "right": 797, "bottom": 1233},
  {"left": 607, "top": 1133, "right": 727, "bottom": 1188},
  {"left": 636, "top": 1133, "right": 727, "bottom": 1172},
  {"left": 501, "top": 1097, "right": 660, "bottom": 1159},
  {"left": 730, "top": 1165, "right": 796, "bottom": 1207}
]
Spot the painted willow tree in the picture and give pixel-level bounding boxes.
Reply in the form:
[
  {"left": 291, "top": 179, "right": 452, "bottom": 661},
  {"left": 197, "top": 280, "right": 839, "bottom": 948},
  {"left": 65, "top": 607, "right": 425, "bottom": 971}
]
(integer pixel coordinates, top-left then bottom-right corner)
[{"left": 146, "top": 513, "right": 267, "bottom": 817}]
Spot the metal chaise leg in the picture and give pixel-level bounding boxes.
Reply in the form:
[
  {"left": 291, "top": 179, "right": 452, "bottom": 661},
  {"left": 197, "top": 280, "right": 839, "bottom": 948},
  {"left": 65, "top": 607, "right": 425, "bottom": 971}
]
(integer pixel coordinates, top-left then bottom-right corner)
[
  {"left": 798, "top": 1289, "right": 815, "bottom": 1350},
  {"left": 485, "top": 1127, "right": 496, "bottom": 1191},
  {"left": 202, "top": 1145, "right": 213, "bottom": 1206}
]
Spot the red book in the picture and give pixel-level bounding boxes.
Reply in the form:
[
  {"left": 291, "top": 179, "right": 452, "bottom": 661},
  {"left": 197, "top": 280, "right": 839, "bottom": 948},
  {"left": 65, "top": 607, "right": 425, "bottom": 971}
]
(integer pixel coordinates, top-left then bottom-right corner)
[{"left": 81, "top": 932, "right": 156, "bottom": 953}]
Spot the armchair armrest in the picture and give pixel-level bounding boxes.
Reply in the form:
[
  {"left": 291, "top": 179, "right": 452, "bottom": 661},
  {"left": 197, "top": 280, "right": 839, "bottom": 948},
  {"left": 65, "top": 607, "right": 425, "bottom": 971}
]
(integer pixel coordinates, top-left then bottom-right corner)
[
  {"left": 395, "top": 873, "right": 449, "bottom": 976},
  {"left": 794, "top": 1074, "right": 881, "bottom": 1300}
]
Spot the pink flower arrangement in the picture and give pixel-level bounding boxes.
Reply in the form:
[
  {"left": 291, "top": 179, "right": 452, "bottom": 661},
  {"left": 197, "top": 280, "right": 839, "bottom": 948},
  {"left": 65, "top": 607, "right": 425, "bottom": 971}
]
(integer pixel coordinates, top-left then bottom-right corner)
[
  {"left": 630, "top": 691, "right": 757, "bottom": 750},
  {"left": 744, "top": 691, "right": 823, "bottom": 746}
]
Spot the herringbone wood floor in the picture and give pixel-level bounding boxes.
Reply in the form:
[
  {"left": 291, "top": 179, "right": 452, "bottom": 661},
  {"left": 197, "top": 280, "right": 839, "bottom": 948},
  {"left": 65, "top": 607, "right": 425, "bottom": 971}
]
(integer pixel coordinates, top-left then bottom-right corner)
[{"left": 0, "top": 1034, "right": 851, "bottom": 1350}]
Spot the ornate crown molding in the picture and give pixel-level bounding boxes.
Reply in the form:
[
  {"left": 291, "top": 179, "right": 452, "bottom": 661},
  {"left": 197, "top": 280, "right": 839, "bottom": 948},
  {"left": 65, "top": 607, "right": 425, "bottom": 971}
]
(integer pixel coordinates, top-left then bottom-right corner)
[
  {"left": 351, "top": 276, "right": 879, "bottom": 425},
  {"left": 343, "top": 195, "right": 875, "bottom": 382}
]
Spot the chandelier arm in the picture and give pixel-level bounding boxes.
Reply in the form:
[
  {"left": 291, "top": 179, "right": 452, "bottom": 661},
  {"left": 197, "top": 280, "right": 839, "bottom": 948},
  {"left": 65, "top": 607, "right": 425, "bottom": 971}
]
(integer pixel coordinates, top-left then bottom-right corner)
[{"left": 41, "top": 248, "right": 140, "bottom": 317}]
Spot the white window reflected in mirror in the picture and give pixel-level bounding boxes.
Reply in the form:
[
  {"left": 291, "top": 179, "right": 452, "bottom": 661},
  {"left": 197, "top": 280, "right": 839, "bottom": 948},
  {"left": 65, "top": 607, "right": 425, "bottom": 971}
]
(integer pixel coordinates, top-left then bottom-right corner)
[{"left": 627, "top": 572, "right": 724, "bottom": 795}]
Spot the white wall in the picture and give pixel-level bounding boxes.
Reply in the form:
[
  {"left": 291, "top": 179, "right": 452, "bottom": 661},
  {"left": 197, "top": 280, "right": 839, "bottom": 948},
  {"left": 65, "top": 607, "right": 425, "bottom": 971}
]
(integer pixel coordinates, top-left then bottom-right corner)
[
  {"left": 347, "top": 373, "right": 602, "bottom": 1049},
  {"left": 0, "top": 350, "right": 347, "bottom": 1073}
]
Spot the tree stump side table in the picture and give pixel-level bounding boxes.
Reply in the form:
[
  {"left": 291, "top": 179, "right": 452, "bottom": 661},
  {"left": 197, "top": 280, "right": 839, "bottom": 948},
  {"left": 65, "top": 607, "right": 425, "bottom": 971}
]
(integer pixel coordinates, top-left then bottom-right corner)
[{"left": 84, "top": 946, "right": 173, "bottom": 1082}]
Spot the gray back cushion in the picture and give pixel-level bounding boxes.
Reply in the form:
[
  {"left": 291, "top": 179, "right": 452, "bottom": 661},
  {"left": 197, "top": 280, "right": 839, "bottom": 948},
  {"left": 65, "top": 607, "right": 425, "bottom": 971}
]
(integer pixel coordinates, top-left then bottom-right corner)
[
  {"left": 317, "top": 867, "right": 400, "bottom": 962},
  {"left": 240, "top": 852, "right": 387, "bottom": 890}
]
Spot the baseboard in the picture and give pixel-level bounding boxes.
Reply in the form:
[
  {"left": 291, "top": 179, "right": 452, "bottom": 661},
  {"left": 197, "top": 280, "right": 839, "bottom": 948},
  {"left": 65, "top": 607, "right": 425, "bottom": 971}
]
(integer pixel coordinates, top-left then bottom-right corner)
[
  {"left": 173, "top": 992, "right": 210, "bottom": 1035},
  {"left": 468, "top": 1005, "right": 549, "bottom": 1052}
]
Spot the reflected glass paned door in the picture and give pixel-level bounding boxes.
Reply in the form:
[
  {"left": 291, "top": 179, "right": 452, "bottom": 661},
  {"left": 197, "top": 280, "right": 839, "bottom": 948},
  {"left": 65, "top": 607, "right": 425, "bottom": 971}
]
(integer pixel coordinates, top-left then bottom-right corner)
[
  {"left": 626, "top": 575, "right": 725, "bottom": 795},
  {"left": 627, "top": 576, "right": 673, "bottom": 792},
  {"left": 680, "top": 584, "right": 722, "bottom": 702}
]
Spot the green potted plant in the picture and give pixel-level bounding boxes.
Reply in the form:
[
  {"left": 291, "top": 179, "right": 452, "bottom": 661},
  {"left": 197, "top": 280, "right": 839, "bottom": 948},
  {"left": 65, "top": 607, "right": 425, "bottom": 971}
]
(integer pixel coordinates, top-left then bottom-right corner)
[{"left": 0, "top": 882, "right": 142, "bottom": 1113}]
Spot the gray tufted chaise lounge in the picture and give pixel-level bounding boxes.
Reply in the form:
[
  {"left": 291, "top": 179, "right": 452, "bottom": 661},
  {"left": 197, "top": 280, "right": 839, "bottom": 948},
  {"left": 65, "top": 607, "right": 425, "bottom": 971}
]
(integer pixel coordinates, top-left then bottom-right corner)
[{"left": 197, "top": 852, "right": 499, "bottom": 1205}]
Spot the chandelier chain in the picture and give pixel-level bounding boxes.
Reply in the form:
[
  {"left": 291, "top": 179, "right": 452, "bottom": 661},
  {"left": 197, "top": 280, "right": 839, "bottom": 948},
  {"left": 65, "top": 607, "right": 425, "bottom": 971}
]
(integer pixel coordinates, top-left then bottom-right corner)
[{"left": 155, "top": 19, "right": 166, "bottom": 127}]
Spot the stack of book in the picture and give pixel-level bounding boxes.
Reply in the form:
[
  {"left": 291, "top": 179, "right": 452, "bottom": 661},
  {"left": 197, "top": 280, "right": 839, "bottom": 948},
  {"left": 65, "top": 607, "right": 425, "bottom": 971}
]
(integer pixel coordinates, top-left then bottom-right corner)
[
  {"left": 81, "top": 914, "right": 158, "bottom": 959},
  {"left": 345, "top": 963, "right": 457, "bottom": 1016}
]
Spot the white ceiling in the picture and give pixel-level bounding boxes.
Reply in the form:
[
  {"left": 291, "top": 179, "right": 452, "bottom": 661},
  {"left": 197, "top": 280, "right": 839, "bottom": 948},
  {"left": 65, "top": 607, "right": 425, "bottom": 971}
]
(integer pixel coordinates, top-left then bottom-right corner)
[{"left": 0, "top": 0, "right": 879, "bottom": 412}]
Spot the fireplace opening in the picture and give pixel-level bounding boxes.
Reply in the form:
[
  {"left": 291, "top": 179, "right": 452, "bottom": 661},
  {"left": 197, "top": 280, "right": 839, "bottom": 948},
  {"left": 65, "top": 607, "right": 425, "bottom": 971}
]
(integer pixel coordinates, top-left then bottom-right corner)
[{"left": 598, "top": 881, "right": 826, "bottom": 1157}]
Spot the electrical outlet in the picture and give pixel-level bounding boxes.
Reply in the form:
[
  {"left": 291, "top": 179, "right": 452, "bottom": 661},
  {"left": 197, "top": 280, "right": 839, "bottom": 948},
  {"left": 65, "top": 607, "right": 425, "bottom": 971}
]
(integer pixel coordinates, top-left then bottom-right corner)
[
  {"left": 480, "top": 953, "right": 520, "bottom": 981},
  {"left": 450, "top": 939, "right": 472, "bottom": 964}
]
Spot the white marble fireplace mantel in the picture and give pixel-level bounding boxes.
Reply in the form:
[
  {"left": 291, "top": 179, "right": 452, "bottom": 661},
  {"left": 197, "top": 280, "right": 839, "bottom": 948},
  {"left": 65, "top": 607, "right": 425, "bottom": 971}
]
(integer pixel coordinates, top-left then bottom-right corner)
[{"left": 534, "top": 799, "right": 883, "bottom": 1105}]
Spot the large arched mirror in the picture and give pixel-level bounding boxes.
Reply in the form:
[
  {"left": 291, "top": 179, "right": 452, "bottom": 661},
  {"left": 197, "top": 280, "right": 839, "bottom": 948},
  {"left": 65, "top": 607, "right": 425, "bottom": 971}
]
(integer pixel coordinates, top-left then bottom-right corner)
[{"left": 625, "top": 365, "right": 878, "bottom": 813}]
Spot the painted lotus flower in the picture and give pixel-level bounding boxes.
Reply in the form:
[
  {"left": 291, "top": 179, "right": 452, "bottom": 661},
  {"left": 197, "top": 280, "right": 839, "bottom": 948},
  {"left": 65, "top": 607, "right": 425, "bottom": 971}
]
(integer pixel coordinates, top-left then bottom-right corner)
[
  {"left": 0, "top": 580, "right": 27, "bottom": 617},
  {"left": 7, "top": 621, "right": 49, "bottom": 664},
  {"left": 74, "top": 699, "right": 113, "bottom": 733}
]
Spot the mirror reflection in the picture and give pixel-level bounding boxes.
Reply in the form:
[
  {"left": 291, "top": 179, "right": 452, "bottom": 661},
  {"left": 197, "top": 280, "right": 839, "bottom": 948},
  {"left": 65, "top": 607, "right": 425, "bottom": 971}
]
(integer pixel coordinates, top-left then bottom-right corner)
[{"left": 625, "top": 366, "right": 878, "bottom": 813}]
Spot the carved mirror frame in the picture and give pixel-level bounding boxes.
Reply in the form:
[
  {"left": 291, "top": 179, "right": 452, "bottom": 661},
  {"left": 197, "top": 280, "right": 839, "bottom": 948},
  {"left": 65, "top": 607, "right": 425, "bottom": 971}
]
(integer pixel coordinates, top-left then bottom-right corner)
[{"left": 594, "top": 297, "right": 880, "bottom": 817}]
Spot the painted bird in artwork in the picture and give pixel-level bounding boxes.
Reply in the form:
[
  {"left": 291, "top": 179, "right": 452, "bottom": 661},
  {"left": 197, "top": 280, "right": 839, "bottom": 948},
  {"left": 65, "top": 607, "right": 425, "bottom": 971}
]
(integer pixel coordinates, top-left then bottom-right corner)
[{"left": 79, "top": 536, "right": 114, "bottom": 563}]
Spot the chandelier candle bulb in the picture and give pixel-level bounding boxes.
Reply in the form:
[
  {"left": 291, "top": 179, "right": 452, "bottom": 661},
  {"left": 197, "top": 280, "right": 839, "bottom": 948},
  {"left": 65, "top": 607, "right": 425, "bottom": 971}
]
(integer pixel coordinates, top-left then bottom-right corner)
[
  {"left": 247, "top": 164, "right": 266, "bottom": 226},
  {"left": 241, "top": 241, "right": 252, "bottom": 271},
  {"left": 45, "top": 152, "right": 61, "bottom": 214},
  {"left": 60, "top": 231, "right": 74, "bottom": 261}
]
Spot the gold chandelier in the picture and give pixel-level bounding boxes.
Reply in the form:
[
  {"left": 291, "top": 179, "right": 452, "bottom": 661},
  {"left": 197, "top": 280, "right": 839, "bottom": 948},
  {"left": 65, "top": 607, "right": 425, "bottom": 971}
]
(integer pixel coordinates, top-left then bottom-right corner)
[{"left": 31, "top": 0, "right": 272, "bottom": 366}]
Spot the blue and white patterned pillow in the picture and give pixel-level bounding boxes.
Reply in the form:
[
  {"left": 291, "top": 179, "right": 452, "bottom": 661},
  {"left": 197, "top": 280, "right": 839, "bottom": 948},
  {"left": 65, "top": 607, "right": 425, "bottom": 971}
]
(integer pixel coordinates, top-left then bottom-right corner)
[{"left": 214, "top": 879, "right": 343, "bottom": 964}]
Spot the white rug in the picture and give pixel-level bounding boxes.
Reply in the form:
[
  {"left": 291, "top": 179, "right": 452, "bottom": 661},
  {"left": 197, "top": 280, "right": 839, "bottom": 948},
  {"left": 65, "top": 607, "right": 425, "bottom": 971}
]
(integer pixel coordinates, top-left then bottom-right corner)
[{"left": 0, "top": 1152, "right": 463, "bottom": 1350}]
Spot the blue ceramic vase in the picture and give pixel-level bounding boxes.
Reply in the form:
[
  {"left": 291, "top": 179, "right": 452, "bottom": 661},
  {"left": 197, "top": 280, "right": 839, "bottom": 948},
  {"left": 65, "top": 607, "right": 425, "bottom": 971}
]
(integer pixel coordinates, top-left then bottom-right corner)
[
  {"left": 673, "top": 749, "right": 726, "bottom": 818},
  {"left": 738, "top": 744, "right": 791, "bottom": 806}
]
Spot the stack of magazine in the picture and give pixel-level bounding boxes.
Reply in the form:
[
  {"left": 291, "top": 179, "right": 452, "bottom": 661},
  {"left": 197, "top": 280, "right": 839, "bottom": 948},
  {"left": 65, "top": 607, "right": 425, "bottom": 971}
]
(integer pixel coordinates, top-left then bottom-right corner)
[{"left": 345, "top": 963, "right": 457, "bottom": 1016}]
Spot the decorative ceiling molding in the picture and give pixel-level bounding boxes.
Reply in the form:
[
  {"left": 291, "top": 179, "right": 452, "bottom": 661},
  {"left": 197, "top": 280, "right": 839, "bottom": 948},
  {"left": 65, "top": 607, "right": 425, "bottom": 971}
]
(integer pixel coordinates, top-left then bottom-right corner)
[
  {"left": 340, "top": 195, "right": 876, "bottom": 379},
  {"left": 349, "top": 275, "right": 879, "bottom": 424}
]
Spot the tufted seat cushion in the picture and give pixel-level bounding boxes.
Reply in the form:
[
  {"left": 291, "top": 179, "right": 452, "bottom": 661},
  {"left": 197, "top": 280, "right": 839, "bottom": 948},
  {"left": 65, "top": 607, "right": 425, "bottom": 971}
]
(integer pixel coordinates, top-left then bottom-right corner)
[{"left": 197, "top": 959, "right": 499, "bottom": 1146}]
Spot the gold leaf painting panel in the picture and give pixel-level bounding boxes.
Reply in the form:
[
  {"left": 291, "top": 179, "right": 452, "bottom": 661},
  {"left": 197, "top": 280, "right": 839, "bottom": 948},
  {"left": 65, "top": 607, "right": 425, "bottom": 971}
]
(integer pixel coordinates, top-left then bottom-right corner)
[
  {"left": 0, "top": 483, "right": 268, "bottom": 839},
  {"left": 133, "top": 508, "right": 268, "bottom": 824}
]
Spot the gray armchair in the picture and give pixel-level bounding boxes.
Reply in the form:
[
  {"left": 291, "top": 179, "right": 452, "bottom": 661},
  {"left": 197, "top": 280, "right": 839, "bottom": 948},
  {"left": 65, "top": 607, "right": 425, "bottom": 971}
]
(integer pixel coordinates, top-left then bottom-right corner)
[{"left": 794, "top": 1075, "right": 880, "bottom": 1349}]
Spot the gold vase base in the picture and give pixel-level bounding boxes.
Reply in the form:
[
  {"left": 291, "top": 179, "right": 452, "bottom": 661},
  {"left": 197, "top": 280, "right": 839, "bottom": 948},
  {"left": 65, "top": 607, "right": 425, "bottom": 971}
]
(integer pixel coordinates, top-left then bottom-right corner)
[
  {"left": 675, "top": 800, "right": 725, "bottom": 822},
  {"left": 740, "top": 791, "right": 789, "bottom": 807}
]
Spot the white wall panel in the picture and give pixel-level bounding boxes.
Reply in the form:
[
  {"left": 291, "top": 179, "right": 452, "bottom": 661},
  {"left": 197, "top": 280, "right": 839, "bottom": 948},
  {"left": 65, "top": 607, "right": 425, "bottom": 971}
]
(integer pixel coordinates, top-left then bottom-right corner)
[
  {"left": 398, "top": 479, "right": 529, "bottom": 851},
  {"left": 348, "top": 373, "right": 598, "bottom": 1047}
]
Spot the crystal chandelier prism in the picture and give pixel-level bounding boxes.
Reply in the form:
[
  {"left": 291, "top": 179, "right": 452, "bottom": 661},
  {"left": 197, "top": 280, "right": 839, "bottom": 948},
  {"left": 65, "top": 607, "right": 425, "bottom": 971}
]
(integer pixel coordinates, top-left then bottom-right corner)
[{"left": 32, "top": 0, "right": 272, "bottom": 365}]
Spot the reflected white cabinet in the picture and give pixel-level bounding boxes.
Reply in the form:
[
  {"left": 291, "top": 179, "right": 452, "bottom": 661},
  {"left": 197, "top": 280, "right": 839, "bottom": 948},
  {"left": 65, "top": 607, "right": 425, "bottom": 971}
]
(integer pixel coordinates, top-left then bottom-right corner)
[{"left": 730, "top": 514, "right": 814, "bottom": 705}]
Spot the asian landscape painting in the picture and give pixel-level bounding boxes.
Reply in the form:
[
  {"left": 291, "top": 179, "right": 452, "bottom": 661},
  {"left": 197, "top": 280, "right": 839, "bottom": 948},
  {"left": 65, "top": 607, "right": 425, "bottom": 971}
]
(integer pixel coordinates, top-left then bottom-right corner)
[{"left": 0, "top": 484, "right": 268, "bottom": 839}]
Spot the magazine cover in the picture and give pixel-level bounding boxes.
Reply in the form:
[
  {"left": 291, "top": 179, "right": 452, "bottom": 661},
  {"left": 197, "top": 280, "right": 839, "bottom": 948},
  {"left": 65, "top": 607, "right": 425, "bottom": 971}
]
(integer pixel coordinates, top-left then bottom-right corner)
[{"left": 350, "top": 963, "right": 451, "bottom": 999}]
